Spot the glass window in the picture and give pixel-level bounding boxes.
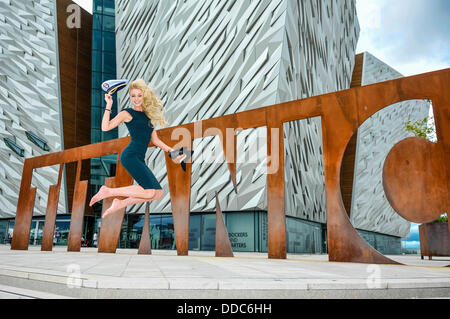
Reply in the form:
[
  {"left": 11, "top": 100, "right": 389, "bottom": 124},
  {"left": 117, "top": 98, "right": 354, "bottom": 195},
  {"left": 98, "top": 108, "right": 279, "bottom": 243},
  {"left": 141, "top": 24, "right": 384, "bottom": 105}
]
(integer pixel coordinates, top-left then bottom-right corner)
[
  {"left": 91, "top": 107, "right": 102, "bottom": 129},
  {"left": 4, "top": 138, "right": 24, "bottom": 157},
  {"left": 93, "top": 14, "right": 102, "bottom": 30},
  {"left": 118, "top": 214, "right": 142, "bottom": 248},
  {"left": 35, "top": 221, "right": 45, "bottom": 246},
  {"left": 8, "top": 221, "right": 14, "bottom": 244},
  {"left": 103, "top": 0, "right": 115, "bottom": 16},
  {"left": 200, "top": 214, "right": 216, "bottom": 251},
  {"left": 102, "top": 72, "right": 116, "bottom": 83},
  {"left": 92, "top": 51, "right": 102, "bottom": 72},
  {"left": 286, "top": 217, "right": 322, "bottom": 254},
  {"left": 92, "top": 71, "right": 103, "bottom": 89},
  {"left": 92, "top": 30, "right": 102, "bottom": 51},
  {"left": 93, "top": 0, "right": 103, "bottom": 14},
  {"left": 25, "top": 131, "right": 50, "bottom": 151},
  {"left": 102, "top": 128, "right": 118, "bottom": 142},
  {"left": 225, "top": 212, "right": 256, "bottom": 252},
  {"left": 259, "top": 212, "right": 268, "bottom": 252},
  {"left": 103, "top": 51, "right": 116, "bottom": 74},
  {"left": 54, "top": 221, "right": 71, "bottom": 246},
  {"left": 150, "top": 215, "right": 161, "bottom": 249},
  {"left": 102, "top": 15, "right": 115, "bottom": 32},
  {"left": 91, "top": 89, "right": 103, "bottom": 107},
  {"left": 129, "top": 215, "right": 144, "bottom": 248},
  {"left": 189, "top": 215, "right": 201, "bottom": 250},
  {"left": 91, "top": 128, "right": 102, "bottom": 144},
  {"left": 160, "top": 215, "right": 175, "bottom": 250},
  {"left": 102, "top": 31, "right": 115, "bottom": 52},
  {"left": 29, "top": 221, "right": 45, "bottom": 246},
  {"left": 0, "top": 220, "right": 8, "bottom": 244}
]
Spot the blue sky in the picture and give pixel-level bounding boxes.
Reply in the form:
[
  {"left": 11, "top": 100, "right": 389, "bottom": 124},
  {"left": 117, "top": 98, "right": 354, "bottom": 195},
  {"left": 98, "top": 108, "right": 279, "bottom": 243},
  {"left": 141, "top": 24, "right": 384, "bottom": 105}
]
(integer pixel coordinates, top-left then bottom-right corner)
[{"left": 73, "top": 0, "right": 449, "bottom": 249}]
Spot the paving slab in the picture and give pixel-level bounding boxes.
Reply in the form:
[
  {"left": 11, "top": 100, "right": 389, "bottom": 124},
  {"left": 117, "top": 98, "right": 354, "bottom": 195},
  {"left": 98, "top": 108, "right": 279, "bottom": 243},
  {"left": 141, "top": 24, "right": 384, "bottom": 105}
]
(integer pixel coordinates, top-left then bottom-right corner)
[{"left": 0, "top": 245, "right": 449, "bottom": 299}]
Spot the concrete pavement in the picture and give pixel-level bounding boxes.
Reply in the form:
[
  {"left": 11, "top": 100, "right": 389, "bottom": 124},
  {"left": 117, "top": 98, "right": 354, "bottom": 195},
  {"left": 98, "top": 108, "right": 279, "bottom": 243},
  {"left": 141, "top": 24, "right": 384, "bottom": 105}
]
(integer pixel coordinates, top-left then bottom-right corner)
[{"left": 0, "top": 245, "right": 449, "bottom": 299}]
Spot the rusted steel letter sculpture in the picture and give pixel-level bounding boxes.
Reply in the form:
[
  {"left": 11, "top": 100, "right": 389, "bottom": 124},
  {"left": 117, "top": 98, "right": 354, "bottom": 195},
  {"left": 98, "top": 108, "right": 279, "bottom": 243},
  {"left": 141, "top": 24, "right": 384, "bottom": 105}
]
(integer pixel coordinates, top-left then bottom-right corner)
[{"left": 11, "top": 69, "right": 449, "bottom": 264}]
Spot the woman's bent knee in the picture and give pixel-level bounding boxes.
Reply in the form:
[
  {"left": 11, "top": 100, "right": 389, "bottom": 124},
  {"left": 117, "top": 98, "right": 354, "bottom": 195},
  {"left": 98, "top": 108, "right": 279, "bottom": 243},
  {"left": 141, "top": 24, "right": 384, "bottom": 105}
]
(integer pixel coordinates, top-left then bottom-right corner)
[
  {"left": 155, "top": 189, "right": 164, "bottom": 200},
  {"left": 144, "top": 189, "right": 156, "bottom": 198},
  {"left": 144, "top": 189, "right": 163, "bottom": 199}
]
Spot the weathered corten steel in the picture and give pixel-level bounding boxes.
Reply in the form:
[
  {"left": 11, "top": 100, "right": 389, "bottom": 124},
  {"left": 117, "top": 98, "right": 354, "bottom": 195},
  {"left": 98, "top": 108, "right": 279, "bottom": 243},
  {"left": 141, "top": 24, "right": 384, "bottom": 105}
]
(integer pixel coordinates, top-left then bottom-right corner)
[
  {"left": 138, "top": 202, "right": 151, "bottom": 255},
  {"left": 11, "top": 138, "right": 132, "bottom": 251},
  {"left": 419, "top": 222, "right": 450, "bottom": 260},
  {"left": 67, "top": 160, "right": 89, "bottom": 252},
  {"left": 164, "top": 138, "right": 193, "bottom": 256},
  {"left": 96, "top": 151, "right": 134, "bottom": 253},
  {"left": 11, "top": 68, "right": 449, "bottom": 264},
  {"left": 383, "top": 137, "right": 448, "bottom": 224},
  {"left": 41, "top": 164, "right": 64, "bottom": 251},
  {"left": 215, "top": 193, "right": 234, "bottom": 258}
]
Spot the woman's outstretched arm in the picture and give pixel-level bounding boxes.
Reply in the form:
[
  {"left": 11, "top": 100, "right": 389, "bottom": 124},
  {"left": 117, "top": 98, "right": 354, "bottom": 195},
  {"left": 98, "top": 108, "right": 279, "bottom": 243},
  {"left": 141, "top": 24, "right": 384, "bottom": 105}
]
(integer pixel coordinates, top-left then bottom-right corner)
[
  {"left": 151, "top": 130, "right": 173, "bottom": 152},
  {"left": 151, "top": 130, "right": 187, "bottom": 162},
  {"left": 101, "top": 94, "right": 131, "bottom": 131}
]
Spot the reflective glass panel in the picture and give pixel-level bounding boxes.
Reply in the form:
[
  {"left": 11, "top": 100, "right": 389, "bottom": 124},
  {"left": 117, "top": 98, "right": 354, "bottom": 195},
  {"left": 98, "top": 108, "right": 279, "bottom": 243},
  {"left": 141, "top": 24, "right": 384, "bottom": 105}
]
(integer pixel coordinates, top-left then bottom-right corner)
[
  {"left": 189, "top": 215, "right": 201, "bottom": 250},
  {"left": 93, "top": 0, "right": 103, "bottom": 14},
  {"left": 92, "top": 51, "right": 102, "bottom": 72},
  {"left": 160, "top": 215, "right": 175, "bottom": 250},
  {"left": 102, "top": 14, "right": 115, "bottom": 32},
  {"left": 54, "top": 221, "right": 71, "bottom": 246},
  {"left": 286, "top": 217, "right": 322, "bottom": 254},
  {"left": 93, "top": 14, "right": 102, "bottom": 30},
  {"left": 103, "top": 51, "right": 116, "bottom": 74},
  {"left": 92, "top": 30, "right": 102, "bottom": 51},
  {"left": 200, "top": 214, "right": 216, "bottom": 251},
  {"left": 103, "top": 0, "right": 115, "bottom": 16},
  {"left": 225, "top": 212, "right": 256, "bottom": 252},
  {"left": 102, "top": 32, "right": 115, "bottom": 52},
  {"left": 150, "top": 215, "right": 161, "bottom": 249},
  {"left": 0, "top": 220, "right": 8, "bottom": 244}
]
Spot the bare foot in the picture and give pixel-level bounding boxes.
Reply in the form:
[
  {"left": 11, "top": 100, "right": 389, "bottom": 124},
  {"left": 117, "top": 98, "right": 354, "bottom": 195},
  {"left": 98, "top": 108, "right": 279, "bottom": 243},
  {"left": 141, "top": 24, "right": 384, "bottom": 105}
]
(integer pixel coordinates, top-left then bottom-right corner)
[
  {"left": 102, "top": 198, "right": 123, "bottom": 218},
  {"left": 89, "top": 185, "right": 110, "bottom": 207}
]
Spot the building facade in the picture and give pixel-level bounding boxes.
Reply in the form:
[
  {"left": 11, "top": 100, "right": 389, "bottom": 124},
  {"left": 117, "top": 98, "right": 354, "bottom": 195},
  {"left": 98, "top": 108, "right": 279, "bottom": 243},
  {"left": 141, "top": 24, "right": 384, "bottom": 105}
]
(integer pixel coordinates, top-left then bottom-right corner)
[
  {"left": 0, "top": 1, "right": 430, "bottom": 255},
  {"left": 90, "top": 0, "right": 118, "bottom": 219},
  {"left": 113, "top": 0, "right": 360, "bottom": 253},
  {"left": 0, "top": 0, "right": 92, "bottom": 245}
]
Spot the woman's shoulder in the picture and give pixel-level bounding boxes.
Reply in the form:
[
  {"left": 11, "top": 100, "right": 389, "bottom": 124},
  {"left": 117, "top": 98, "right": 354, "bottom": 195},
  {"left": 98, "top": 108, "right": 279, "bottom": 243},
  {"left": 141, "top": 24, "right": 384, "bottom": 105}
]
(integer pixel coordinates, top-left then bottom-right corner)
[{"left": 120, "top": 108, "right": 134, "bottom": 122}]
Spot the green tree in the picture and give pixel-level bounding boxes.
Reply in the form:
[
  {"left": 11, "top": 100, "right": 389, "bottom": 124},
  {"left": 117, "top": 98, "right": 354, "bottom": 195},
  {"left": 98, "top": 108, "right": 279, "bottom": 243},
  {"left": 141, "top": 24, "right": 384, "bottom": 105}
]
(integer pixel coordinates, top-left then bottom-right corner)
[{"left": 404, "top": 116, "right": 436, "bottom": 142}]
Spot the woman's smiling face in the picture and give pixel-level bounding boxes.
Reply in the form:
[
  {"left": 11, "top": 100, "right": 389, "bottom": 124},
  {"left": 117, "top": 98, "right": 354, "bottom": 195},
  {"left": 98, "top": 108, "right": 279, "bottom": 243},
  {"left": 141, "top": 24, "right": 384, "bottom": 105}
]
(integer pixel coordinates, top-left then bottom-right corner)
[{"left": 130, "top": 89, "right": 144, "bottom": 107}]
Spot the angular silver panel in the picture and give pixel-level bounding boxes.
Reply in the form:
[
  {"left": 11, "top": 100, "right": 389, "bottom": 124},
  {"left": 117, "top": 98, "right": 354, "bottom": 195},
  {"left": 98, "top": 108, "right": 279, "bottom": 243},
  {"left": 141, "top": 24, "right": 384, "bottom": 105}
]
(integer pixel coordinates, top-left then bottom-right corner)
[
  {"left": 0, "top": 0, "right": 66, "bottom": 218},
  {"left": 115, "top": 0, "right": 360, "bottom": 222}
]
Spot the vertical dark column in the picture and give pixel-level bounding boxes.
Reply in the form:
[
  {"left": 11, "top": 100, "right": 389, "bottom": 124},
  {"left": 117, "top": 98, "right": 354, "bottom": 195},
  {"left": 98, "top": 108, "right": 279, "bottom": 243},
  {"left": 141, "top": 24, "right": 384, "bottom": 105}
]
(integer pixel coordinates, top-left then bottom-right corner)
[
  {"left": 56, "top": 0, "right": 92, "bottom": 213},
  {"left": 340, "top": 53, "right": 364, "bottom": 217}
]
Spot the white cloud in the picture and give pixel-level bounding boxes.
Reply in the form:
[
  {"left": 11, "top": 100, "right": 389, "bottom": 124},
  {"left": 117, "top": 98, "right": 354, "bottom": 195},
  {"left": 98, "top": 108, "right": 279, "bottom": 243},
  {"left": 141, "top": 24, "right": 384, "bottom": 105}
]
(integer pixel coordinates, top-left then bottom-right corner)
[{"left": 356, "top": 0, "right": 450, "bottom": 76}]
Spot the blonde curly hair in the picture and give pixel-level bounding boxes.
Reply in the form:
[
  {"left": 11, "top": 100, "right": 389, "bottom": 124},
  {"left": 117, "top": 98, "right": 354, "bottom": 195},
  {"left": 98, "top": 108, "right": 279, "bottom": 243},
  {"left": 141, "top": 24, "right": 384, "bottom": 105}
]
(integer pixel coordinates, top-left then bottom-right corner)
[{"left": 129, "top": 79, "right": 168, "bottom": 127}]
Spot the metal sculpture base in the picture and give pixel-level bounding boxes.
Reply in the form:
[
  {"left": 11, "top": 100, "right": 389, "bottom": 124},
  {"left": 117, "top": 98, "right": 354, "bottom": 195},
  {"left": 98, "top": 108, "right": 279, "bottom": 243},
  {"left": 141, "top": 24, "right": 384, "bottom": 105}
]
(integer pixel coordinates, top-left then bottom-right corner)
[
  {"left": 215, "top": 193, "right": 234, "bottom": 257},
  {"left": 138, "top": 202, "right": 152, "bottom": 255}
]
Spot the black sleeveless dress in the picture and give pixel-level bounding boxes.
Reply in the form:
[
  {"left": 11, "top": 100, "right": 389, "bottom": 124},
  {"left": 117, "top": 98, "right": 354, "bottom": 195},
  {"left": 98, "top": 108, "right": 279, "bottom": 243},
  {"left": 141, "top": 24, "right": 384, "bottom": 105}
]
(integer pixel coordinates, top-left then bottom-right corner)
[{"left": 120, "top": 108, "right": 162, "bottom": 190}]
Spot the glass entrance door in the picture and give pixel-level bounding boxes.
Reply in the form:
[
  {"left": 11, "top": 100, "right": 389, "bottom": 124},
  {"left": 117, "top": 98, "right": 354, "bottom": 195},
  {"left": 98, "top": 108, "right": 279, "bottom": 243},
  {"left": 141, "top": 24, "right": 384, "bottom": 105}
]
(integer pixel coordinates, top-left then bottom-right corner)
[{"left": 29, "top": 221, "right": 44, "bottom": 246}]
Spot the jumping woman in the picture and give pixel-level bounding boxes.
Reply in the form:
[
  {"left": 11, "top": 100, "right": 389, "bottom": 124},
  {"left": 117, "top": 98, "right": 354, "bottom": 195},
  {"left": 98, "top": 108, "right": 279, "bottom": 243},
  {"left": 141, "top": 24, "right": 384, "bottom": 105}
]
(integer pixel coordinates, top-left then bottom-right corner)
[{"left": 89, "top": 79, "right": 186, "bottom": 217}]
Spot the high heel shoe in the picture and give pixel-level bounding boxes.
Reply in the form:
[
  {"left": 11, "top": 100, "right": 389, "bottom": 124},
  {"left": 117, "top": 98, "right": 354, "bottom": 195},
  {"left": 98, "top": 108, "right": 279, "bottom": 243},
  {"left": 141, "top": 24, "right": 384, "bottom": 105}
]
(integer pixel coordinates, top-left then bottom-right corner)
[{"left": 169, "top": 147, "right": 194, "bottom": 171}]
